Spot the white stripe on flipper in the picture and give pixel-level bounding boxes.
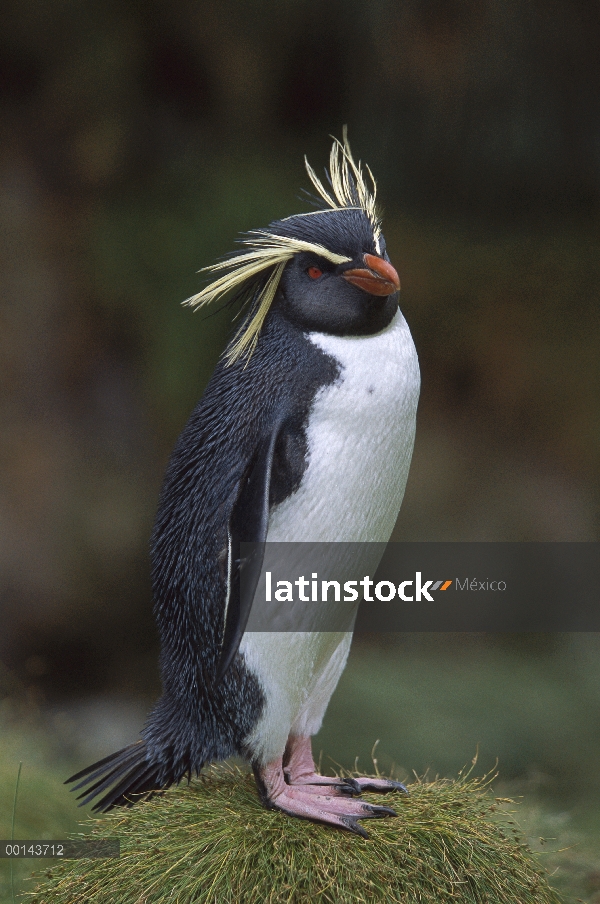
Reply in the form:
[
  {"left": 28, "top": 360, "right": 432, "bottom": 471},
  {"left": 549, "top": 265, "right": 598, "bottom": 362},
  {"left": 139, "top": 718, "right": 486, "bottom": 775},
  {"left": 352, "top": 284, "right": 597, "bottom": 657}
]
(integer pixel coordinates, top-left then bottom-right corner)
[{"left": 221, "top": 528, "right": 232, "bottom": 646}]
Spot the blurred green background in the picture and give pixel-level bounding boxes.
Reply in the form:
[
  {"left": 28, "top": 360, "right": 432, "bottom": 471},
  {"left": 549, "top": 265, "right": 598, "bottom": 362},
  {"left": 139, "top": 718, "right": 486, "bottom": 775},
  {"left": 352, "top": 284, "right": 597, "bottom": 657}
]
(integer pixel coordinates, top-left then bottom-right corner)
[{"left": 1, "top": 1, "right": 599, "bottom": 900}]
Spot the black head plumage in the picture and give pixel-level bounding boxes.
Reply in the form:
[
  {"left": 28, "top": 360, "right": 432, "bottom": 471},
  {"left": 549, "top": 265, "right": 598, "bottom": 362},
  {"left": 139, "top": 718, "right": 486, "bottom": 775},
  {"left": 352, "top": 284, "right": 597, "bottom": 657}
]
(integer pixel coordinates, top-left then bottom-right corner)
[{"left": 183, "top": 129, "right": 393, "bottom": 361}]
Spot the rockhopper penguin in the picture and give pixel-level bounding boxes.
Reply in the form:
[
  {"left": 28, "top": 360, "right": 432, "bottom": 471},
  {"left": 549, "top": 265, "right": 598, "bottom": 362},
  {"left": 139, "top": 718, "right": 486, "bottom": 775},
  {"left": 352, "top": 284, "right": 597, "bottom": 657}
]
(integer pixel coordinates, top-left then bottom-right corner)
[{"left": 66, "top": 131, "right": 421, "bottom": 837}]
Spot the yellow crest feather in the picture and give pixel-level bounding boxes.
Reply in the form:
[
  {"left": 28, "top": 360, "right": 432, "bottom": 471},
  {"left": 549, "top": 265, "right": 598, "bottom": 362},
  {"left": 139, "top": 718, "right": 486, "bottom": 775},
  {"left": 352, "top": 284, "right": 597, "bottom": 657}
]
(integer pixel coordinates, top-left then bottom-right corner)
[
  {"left": 303, "top": 126, "right": 381, "bottom": 239},
  {"left": 183, "top": 130, "right": 379, "bottom": 365}
]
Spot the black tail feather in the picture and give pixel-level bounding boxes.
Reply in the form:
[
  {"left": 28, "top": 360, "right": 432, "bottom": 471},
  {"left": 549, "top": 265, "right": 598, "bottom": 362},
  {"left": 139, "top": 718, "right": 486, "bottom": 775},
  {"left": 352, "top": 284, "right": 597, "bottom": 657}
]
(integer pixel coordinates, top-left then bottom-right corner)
[
  {"left": 68, "top": 742, "right": 144, "bottom": 793},
  {"left": 65, "top": 740, "right": 164, "bottom": 812},
  {"left": 66, "top": 742, "right": 143, "bottom": 786},
  {"left": 101, "top": 765, "right": 159, "bottom": 810},
  {"left": 73, "top": 757, "right": 146, "bottom": 804},
  {"left": 84, "top": 763, "right": 156, "bottom": 812}
]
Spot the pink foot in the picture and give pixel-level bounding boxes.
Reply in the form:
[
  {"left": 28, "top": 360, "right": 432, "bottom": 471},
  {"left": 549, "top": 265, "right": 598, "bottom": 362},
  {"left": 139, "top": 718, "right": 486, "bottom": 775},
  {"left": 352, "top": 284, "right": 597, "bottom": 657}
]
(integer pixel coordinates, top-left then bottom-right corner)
[
  {"left": 282, "top": 736, "right": 408, "bottom": 797},
  {"left": 343, "top": 776, "right": 409, "bottom": 795},
  {"left": 254, "top": 758, "right": 397, "bottom": 838},
  {"left": 283, "top": 736, "right": 352, "bottom": 796}
]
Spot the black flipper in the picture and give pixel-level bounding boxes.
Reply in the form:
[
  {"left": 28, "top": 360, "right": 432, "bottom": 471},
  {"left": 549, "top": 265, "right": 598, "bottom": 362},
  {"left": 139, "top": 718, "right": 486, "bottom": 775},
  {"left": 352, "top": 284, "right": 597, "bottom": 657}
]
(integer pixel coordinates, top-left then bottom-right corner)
[{"left": 216, "top": 420, "right": 282, "bottom": 682}]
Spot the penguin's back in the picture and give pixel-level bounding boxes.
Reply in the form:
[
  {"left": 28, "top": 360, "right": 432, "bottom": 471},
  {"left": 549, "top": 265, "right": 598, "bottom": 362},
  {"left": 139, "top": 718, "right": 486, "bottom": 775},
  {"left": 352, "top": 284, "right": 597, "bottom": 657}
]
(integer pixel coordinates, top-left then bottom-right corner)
[{"left": 146, "top": 309, "right": 343, "bottom": 768}]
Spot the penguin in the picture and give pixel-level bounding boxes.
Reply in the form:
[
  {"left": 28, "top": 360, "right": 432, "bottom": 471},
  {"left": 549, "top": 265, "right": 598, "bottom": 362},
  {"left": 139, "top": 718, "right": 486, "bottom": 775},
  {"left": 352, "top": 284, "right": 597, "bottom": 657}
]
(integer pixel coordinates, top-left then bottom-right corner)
[{"left": 66, "top": 131, "right": 420, "bottom": 838}]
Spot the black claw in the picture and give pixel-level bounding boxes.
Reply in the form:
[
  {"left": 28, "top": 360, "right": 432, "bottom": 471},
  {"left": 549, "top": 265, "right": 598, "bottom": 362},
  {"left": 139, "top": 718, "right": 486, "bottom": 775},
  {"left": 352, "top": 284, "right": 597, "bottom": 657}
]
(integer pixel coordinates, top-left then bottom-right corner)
[
  {"left": 362, "top": 804, "right": 398, "bottom": 818},
  {"left": 389, "top": 780, "right": 409, "bottom": 794},
  {"left": 343, "top": 778, "right": 361, "bottom": 794},
  {"left": 341, "top": 818, "right": 369, "bottom": 839},
  {"left": 336, "top": 783, "right": 358, "bottom": 796}
]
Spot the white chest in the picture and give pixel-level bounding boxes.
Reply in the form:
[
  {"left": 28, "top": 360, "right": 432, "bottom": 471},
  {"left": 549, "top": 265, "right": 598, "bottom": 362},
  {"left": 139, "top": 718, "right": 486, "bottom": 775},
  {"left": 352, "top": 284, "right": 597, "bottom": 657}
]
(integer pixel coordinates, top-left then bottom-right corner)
[
  {"left": 240, "top": 309, "right": 420, "bottom": 764},
  {"left": 266, "top": 308, "right": 420, "bottom": 543}
]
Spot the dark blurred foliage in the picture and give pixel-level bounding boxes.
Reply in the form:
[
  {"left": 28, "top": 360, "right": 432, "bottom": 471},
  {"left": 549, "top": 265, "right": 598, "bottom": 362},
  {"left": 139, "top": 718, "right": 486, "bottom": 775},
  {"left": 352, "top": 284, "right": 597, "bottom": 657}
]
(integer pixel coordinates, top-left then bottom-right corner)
[{"left": 0, "top": 0, "right": 599, "bottom": 702}]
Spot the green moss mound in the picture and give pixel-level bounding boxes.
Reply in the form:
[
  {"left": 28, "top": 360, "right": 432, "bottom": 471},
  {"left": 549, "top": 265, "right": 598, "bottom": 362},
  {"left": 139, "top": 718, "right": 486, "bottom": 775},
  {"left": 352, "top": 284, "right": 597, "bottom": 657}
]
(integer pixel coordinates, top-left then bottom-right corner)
[{"left": 27, "top": 765, "right": 561, "bottom": 904}]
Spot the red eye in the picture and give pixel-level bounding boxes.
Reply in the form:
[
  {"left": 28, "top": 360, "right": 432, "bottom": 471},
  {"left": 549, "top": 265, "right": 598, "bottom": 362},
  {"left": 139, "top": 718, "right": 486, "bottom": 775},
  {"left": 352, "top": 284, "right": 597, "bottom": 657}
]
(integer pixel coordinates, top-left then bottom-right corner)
[{"left": 307, "top": 266, "right": 323, "bottom": 279}]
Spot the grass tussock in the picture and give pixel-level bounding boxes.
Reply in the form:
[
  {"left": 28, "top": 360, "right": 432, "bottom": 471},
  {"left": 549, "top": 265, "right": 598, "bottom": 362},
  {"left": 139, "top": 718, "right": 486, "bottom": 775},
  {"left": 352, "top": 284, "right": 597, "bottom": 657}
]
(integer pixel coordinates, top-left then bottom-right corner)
[{"left": 26, "top": 763, "right": 562, "bottom": 904}]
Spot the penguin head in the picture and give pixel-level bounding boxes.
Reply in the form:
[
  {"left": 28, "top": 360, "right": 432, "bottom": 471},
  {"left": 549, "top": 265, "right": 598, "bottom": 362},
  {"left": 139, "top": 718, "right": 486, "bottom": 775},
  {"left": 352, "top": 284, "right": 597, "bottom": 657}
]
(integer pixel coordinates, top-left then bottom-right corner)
[
  {"left": 271, "top": 208, "right": 399, "bottom": 337},
  {"left": 184, "top": 129, "right": 401, "bottom": 360}
]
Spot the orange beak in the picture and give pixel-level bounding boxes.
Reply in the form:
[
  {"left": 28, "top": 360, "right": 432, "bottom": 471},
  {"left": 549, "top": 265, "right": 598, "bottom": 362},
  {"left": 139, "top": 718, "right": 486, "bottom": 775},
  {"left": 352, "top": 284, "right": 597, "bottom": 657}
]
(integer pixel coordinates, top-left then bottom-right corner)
[{"left": 341, "top": 253, "right": 400, "bottom": 296}]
